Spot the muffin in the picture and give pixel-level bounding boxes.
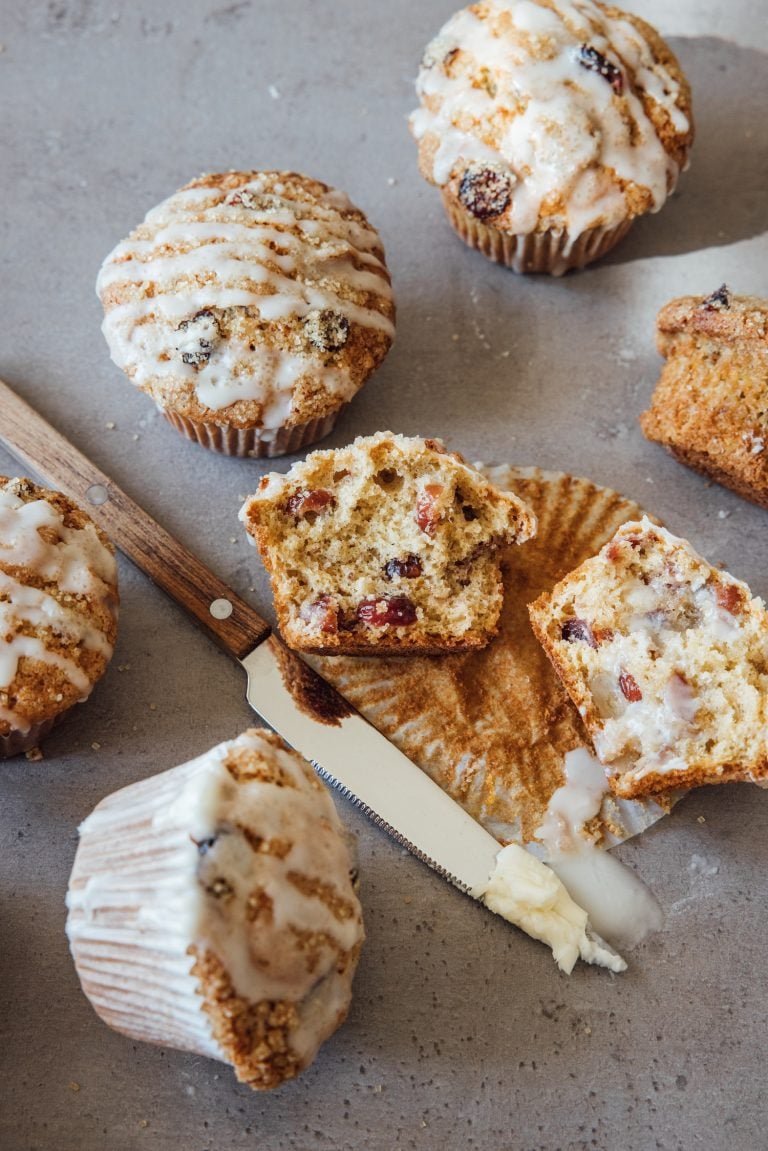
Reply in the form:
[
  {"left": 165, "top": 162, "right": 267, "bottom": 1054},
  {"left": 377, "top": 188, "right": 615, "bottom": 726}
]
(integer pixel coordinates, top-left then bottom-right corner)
[
  {"left": 66, "top": 729, "right": 365, "bottom": 1090},
  {"left": 410, "top": 0, "right": 693, "bottom": 274},
  {"left": 0, "top": 476, "right": 118, "bottom": 758},
  {"left": 529, "top": 518, "right": 768, "bottom": 799},
  {"left": 97, "top": 171, "right": 396, "bottom": 456},
  {"left": 239, "top": 432, "right": 537, "bottom": 655},
  {"left": 641, "top": 288, "right": 768, "bottom": 507}
]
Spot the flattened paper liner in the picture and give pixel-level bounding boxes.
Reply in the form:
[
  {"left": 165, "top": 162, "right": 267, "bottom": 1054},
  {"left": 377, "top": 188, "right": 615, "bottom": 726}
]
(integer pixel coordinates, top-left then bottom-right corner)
[{"left": 309, "top": 466, "right": 674, "bottom": 846}]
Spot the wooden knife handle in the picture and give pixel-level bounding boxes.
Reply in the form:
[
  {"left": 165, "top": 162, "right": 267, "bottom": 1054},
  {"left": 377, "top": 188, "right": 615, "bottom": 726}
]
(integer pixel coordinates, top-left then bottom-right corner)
[{"left": 0, "top": 378, "right": 271, "bottom": 660}]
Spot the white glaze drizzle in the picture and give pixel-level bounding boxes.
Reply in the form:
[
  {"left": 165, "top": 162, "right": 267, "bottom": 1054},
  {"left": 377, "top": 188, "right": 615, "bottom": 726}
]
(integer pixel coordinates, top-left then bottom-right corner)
[
  {"left": 534, "top": 747, "right": 663, "bottom": 949},
  {"left": 0, "top": 483, "right": 117, "bottom": 729},
  {"left": 98, "top": 174, "right": 395, "bottom": 423},
  {"left": 411, "top": 0, "right": 690, "bottom": 237}
]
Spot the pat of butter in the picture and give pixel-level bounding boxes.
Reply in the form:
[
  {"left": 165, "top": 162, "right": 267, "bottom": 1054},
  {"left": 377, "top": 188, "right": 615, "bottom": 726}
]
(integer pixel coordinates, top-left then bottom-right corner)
[{"left": 481, "top": 844, "right": 627, "bottom": 975}]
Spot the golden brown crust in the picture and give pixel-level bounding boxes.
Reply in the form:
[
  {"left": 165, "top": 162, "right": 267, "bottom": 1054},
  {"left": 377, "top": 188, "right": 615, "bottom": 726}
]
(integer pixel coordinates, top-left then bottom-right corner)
[
  {"left": 0, "top": 476, "right": 118, "bottom": 742},
  {"left": 641, "top": 292, "right": 768, "bottom": 507}
]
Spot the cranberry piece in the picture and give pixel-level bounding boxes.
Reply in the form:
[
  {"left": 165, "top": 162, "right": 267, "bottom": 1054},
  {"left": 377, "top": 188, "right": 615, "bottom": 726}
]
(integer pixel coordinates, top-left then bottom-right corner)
[
  {"left": 286, "top": 489, "right": 335, "bottom": 517},
  {"left": 619, "top": 671, "right": 642, "bottom": 702},
  {"left": 701, "top": 284, "right": 731, "bottom": 312},
  {"left": 415, "top": 484, "right": 444, "bottom": 536},
  {"left": 304, "top": 308, "right": 350, "bottom": 352},
  {"left": 577, "top": 44, "right": 624, "bottom": 95},
  {"left": 300, "top": 594, "right": 340, "bottom": 635},
  {"left": 560, "top": 618, "right": 597, "bottom": 649},
  {"left": 357, "top": 595, "right": 417, "bottom": 628},
  {"left": 458, "top": 164, "right": 512, "bottom": 221},
  {"left": 384, "top": 555, "right": 423, "bottom": 580},
  {"left": 593, "top": 627, "right": 615, "bottom": 646},
  {"left": 715, "top": 583, "right": 742, "bottom": 615}
]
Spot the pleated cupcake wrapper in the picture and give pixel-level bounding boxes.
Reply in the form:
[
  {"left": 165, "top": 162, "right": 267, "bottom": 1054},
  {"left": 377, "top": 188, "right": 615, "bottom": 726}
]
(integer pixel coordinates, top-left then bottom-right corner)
[
  {"left": 0, "top": 713, "right": 62, "bottom": 760},
  {"left": 66, "top": 764, "right": 222, "bottom": 1061},
  {"left": 161, "top": 408, "right": 342, "bottom": 458},
  {"left": 441, "top": 192, "right": 634, "bottom": 276}
]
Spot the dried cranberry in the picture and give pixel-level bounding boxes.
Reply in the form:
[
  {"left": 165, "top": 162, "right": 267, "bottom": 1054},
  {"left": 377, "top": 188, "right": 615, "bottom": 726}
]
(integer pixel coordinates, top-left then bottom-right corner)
[
  {"left": 357, "top": 595, "right": 417, "bottom": 628},
  {"left": 286, "top": 489, "right": 335, "bottom": 517},
  {"left": 593, "top": 627, "right": 615, "bottom": 646},
  {"left": 715, "top": 583, "right": 742, "bottom": 615},
  {"left": 384, "top": 555, "right": 423, "bottom": 580},
  {"left": 300, "top": 594, "right": 340, "bottom": 635},
  {"left": 416, "top": 484, "right": 444, "bottom": 536},
  {"left": 304, "top": 308, "right": 350, "bottom": 352},
  {"left": 176, "top": 309, "right": 221, "bottom": 367},
  {"left": 560, "top": 618, "right": 597, "bottom": 648},
  {"left": 578, "top": 44, "right": 624, "bottom": 95},
  {"left": 619, "top": 671, "right": 643, "bottom": 702},
  {"left": 458, "top": 164, "right": 512, "bottom": 221},
  {"left": 701, "top": 284, "right": 731, "bottom": 312}
]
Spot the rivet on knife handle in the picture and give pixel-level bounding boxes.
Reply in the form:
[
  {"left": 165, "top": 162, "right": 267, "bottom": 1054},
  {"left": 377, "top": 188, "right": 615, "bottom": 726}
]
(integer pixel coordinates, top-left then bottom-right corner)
[{"left": 0, "top": 377, "right": 270, "bottom": 659}]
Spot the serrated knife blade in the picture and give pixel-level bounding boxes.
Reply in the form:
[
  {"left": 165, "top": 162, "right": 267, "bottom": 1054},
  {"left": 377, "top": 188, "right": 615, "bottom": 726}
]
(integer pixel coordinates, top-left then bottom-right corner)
[{"left": 242, "top": 638, "right": 501, "bottom": 897}]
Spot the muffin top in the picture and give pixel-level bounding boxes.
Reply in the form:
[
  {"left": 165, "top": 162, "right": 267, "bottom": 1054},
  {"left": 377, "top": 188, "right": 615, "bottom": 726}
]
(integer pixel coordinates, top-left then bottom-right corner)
[
  {"left": 411, "top": 0, "right": 693, "bottom": 238},
  {"left": 97, "top": 171, "right": 396, "bottom": 431},
  {"left": 0, "top": 477, "right": 118, "bottom": 739}
]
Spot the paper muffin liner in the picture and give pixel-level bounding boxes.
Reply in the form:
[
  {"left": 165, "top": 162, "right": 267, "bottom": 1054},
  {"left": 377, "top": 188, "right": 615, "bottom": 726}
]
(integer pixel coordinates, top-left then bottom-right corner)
[
  {"left": 0, "top": 714, "right": 60, "bottom": 760},
  {"left": 310, "top": 465, "right": 676, "bottom": 847},
  {"left": 441, "top": 192, "right": 634, "bottom": 276},
  {"left": 161, "top": 408, "right": 343, "bottom": 458},
  {"left": 65, "top": 762, "right": 222, "bottom": 1060}
]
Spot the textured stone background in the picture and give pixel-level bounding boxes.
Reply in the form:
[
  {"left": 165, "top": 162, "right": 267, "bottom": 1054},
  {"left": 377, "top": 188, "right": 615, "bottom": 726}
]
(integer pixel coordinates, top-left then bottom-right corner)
[{"left": 0, "top": 2, "right": 766, "bottom": 1148}]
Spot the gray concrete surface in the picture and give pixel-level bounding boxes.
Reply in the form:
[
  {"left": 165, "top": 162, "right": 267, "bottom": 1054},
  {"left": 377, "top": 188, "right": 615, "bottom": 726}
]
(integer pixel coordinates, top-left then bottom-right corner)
[{"left": 1, "top": 1, "right": 767, "bottom": 1148}]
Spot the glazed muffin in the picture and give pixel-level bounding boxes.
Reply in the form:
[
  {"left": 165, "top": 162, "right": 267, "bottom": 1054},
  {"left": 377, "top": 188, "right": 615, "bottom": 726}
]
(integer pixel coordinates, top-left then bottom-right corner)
[
  {"left": 66, "top": 729, "right": 364, "bottom": 1090},
  {"left": 641, "top": 288, "right": 768, "bottom": 507},
  {"left": 0, "top": 476, "right": 118, "bottom": 758},
  {"left": 240, "top": 432, "right": 536, "bottom": 655},
  {"left": 410, "top": 0, "right": 693, "bottom": 274},
  {"left": 97, "top": 171, "right": 396, "bottom": 457},
  {"left": 529, "top": 518, "right": 768, "bottom": 799}
]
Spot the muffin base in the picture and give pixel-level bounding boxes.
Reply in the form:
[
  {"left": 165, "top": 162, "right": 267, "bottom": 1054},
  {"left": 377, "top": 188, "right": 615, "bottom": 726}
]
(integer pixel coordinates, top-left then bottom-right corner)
[
  {"left": 162, "top": 408, "right": 343, "bottom": 458},
  {"left": 0, "top": 714, "right": 62, "bottom": 760},
  {"left": 441, "top": 193, "right": 634, "bottom": 276}
]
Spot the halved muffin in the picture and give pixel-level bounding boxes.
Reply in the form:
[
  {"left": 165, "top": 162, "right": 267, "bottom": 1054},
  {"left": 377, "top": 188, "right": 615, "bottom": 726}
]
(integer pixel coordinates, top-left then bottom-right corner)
[
  {"left": 529, "top": 518, "right": 768, "bottom": 798},
  {"left": 240, "top": 432, "right": 536, "bottom": 654}
]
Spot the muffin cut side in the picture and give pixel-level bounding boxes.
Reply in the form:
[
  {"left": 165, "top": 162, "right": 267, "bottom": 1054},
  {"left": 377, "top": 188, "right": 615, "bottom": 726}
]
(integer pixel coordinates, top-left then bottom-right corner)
[
  {"left": 241, "top": 433, "right": 536, "bottom": 654},
  {"left": 641, "top": 288, "right": 768, "bottom": 508},
  {"left": 529, "top": 518, "right": 768, "bottom": 798}
]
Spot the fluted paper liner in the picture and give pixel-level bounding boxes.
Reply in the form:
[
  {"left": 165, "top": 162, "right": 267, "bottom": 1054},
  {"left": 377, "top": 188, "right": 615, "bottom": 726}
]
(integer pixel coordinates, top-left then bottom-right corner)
[
  {"left": 441, "top": 193, "right": 635, "bottom": 276},
  {"left": 310, "top": 466, "right": 675, "bottom": 846},
  {"left": 66, "top": 760, "right": 221, "bottom": 1058},
  {"left": 162, "top": 407, "right": 343, "bottom": 458}
]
